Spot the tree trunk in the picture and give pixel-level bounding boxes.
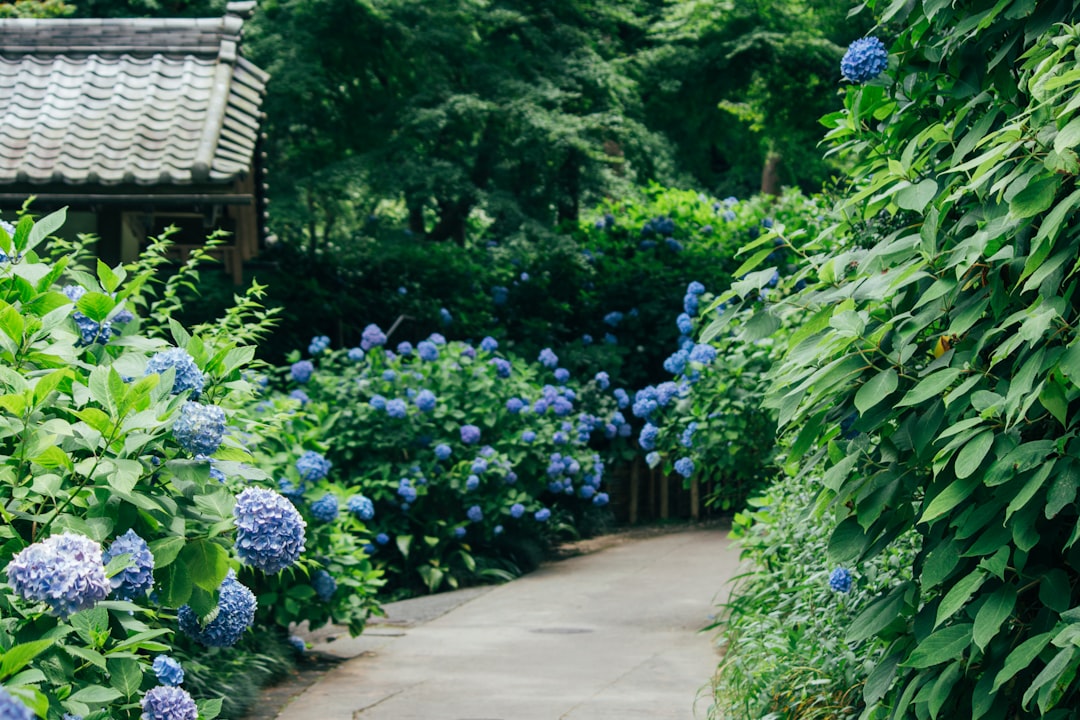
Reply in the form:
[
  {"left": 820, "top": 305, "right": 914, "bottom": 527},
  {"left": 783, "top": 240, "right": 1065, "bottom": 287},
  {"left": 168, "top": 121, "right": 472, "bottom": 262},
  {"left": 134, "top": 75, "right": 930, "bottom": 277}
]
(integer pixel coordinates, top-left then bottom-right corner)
[{"left": 761, "top": 150, "right": 782, "bottom": 196}]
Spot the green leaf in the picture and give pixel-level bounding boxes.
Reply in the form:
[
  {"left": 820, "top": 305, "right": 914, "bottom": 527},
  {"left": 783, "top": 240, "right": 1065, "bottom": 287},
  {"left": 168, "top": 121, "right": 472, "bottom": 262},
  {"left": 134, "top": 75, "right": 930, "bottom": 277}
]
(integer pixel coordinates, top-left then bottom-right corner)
[
  {"left": 921, "top": 474, "right": 980, "bottom": 525},
  {"left": 848, "top": 588, "right": 908, "bottom": 644},
  {"left": 75, "top": 293, "right": 116, "bottom": 324},
  {"left": 739, "top": 311, "right": 781, "bottom": 343},
  {"left": 992, "top": 632, "right": 1054, "bottom": 692},
  {"left": 863, "top": 651, "right": 901, "bottom": 706},
  {"left": 106, "top": 658, "right": 143, "bottom": 699},
  {"left": 180, "top": 540, "right": 229, "bottom": 592},
  {"left": 197, "top": 698, "right": 223, "bottom": 720},
  {"left": 1009, "top": 176, "right": 1060, "bottom": 218},
  {"left": 0, "top": 639, "right": 54, "bottom": 680},
  {"left": 396, "top": 534, "right": 413, "bottom": 559},
  {"left": 973, "top": 585, "right": 1016, "bottom": 651},
  {"left": 854, "top": 368, "right": 898, "bottom": 414},
  {"left": 1054, "top": 116, "right": 1080, "bottom": 153},
  {"left": 935, "top": 569, "right": 986, "bottom": 628},
  {"left": 827, "top": 516, "right": 869, "bottom": 564},
  {"left": 69, "top": 686, "right": 123, "bottom": 705},
  {"left": 155, "top": 559, "right": 193, "bottom": 608},
  {"left": 904, "top": 623, "right": 972, "bottom": 669},
  {"left": 955, "top": 430, "right": 995, "bottom": 479},
  {"left": 896, "top": 369, "right": 962, "bottom": 407},
  {"left": 149, "top": 536, "right": 186, "bottom": 569},
  {"left": 24, "top": 207, "right": 66, "bottom": 254},
  {"left": 897, "top": 179, "right": 938, "bottom": 212}
]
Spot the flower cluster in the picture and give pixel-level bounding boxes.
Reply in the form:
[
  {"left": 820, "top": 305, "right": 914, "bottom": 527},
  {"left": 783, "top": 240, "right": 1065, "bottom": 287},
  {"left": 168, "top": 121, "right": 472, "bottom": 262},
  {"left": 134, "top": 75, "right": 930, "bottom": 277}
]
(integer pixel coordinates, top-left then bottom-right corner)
[
  {"left": 152, "top": 655, "right": 185, "bottom": 686},
  {"left": 309, "top": 335, "right": 331, "bottom": 355},
  {"left": 141, "top": 686, "right": 198, "bottom": 720},
  {"left": 312, "top": 569, "right": 336, "bottom": 601},
  {"left": 145, "top": 348, "right": 205, "bottom": 396},
  {"left": 291, "top": 360, "right": 314, "bottom": 384},
  {"left": 828, "top": 567, "right": 853, "bottom": 593},
  {"left": 311, "top": 493, "right": 340, "bottom": 523},
  {"left": 348, "top": 494, "right": 375, "bottom": 520},
  {"left": 173, "top": 402, "right": 226, "bottom": 456},
  {"left": 103, "top": 529, "right": 155, "bottom": 600},
  {"left": 361, "top": 324, "right": 387, "bottom": 350},
  {"left": 0, "top": 684, "right": 33, "bottom": 720},
  {"left": 460, "top": 424, "right": 481, "bottom": 445},
  {"left": 841, "top": 36, "right": 888, "bottom": 83},
  {"left": 234, "top": 488, "right": 307, "bottom": 573},
  {"left": 5, "top": 532, "right": 110, "bottom": 618},
  {"left": 296, "top": 451, "right": 332, "bottom": 482},
  {"left": 178, "top": 570, "right": 256, "bottom": 647},
  {"left": 62, "top": 285, "right": 113, "bottom": 346}
]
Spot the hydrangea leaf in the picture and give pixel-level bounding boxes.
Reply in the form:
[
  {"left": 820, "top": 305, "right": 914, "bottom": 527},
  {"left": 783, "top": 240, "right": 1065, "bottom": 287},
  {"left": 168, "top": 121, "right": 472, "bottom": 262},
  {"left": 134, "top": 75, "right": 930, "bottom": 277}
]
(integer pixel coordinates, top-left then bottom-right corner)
[
  {"left": 180, "top": 540, "right": 229, "bottom": 592},
  {"left": 903, "top": 624, "right": 972, "bottom": 669}
]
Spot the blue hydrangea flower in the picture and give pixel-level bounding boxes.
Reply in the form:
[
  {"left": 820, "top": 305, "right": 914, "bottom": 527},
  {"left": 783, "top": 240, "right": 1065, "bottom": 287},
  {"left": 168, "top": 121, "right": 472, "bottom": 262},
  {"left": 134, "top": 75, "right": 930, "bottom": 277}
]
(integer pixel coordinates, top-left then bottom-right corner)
[
  {"left": 639, "top": 423, "right": 659, "bottom": 451},
  {"left": 613, "top": 388, "right": 629, "bottom": 408},
  {"left": 594, "top": 371, "right": 610, "bottom": 390},
  {"left": 279, "top": 478, "right": 304, "bottom": 501},
  {"left": 0, "top": 687, "right": 32, "bottom": 720},
  {"left": 534, "top": 508, "right": 551, "bottom": 522},
  {"left": 554, "top": 368, "right": 570, "bottom": 384},
  {"left": 62, "top": 285, "right": 113, "bottom": 346},
  {"left": 375, "top": 533, "right": 390, "bottom": 545},
  {"left": 103, "top": 529, "right": 155, "bottom": 599},
  {"left": 471, "top": 458, "right": 488, "bottom": 475},
  {"left": 522, "top": 430, "right": 536, "bottom": 443},
  {"left": 428, "top": 333, "right": 447, "bottom": 346},
  {"left": 687, "top": 281, "right": 705, "bottom": 296},
  {"left": 604, "top": 333, "right": 618, "bottom": 345},
  {"left": 680, "top": 422, "right": 698, "bottom": 448},
  {"left": 553, "top": 432, "right": 568, "bottom": 445},
  {"left": 538, "top": 348, "right": 558, "bottom": 369},
  {"left": 467, "top": 505, "right": 483, "bottom": 523},
  {"left": 506, "top": 397, "right": 525, "bottom": 414},
  {"left": 361, "top": 324, "right": 387, "bottom": 351},
  {"left": 480, "top": 336, "right": 499, "bottom": 352},
  {"left": 552, "top": 397, "right": 573, "bottom": 416},
  {"left": 579, "top": 485, "right": 596, "bottom": 499},
  {"left": 178, "top": 570, "right": 255, "bottom": 647},
  {"left": 466, "top": 475, "right": 481, "bottom": 491},
  {"left": 593, "top": 493, "right": 610, "bottom": 507},
  {"left": 347, "top": 494, "right": 375, "bottom": 520},
  {"left": 308, "top": 335, "right": 331, "bottom": 355},
  {"left": 435, "top": 443, "right": 452, "bottom": 460},
  {"left": 289, "top": 636, "right": 307, "bottom": 653},
  {"left": 460, "top": 425, "right": 481, "bottom": 445},
  {"left": 490, "top": 358, "right": 512, "bottom": 378},
  {"left": 369, "top": 395, "right": 387, "bottom": 410},
  {"left": 141, "top": 686, "right": 198, "bottom": 720},
  {"left": 604, "top": 311, "right": 623, "bottom": 327},
  {"left": 397, "top": 479, "right": 418, "bottom": 503},
  {"left": 61, "top": 714, "right": 82, "bottom": 720},
  {"left": 664, "top": 350, "right": 689, "bottom": 375},
  {"left": 841, "top": 36, "right": 888, "bottom": 83},
  {"left": 145, "top": 348, "right": 205, "bottom": 396},
  {"left": 296, "top": 451, "right": 331, "bottom": 482},
  {"left": 510, "top": 503, "right": 525, "bottom": 519},
  {"left": 440, "top": 308, "right": 453, "bottom": 326},
  {"left": 582, "top": 334, "right": 593, "bottom": 345},
  {"left": 505, "top": 471, "right": 518, "bottom": 485},
  {"left": 417, "top": 341, "right": 439, "bottom": 362},
  {"left": 674, "top": 457, "right": 695, "bottom": 478},
  {"left": 234, "top": 488, "right": 307, "bottom": 573},
  {"left": 454, "top": 526, "right": 467, "bottom": 539},
  {"left": 382, "top": 369, "right": 397, "bottom": 382},
  {"left": 676, "top": 313, "right": 693, "bottom": 335},
  {"left": 683, "top": 293, "right": 699, "bottom": 317},
  {"left": 689, "top": 344, "right": 717, "bottom": 365},
  {"left": 291, "top": 360, "right": 314, "bottom": 384},
  {"left": 414, "top": 390, "right": 436, "bottom": 412},
  {"left": 5, "top": 532, "right": 109, "bottom": 618},
  {"left": 289, "top": 389, "right": 309, "bottom": 406},
  {"left": 645, "top": 451, "right": 661, "bottom": 467},
  {"left": 312, "top": 569, "right": 336, "bottom": 601},
  {"left": 632, "top": 388, "right": 659, "bottom": 419},
  {"left": 396, "top": 341, "right": 414, "bottom": 356},
  {"left": 310, "top": 494, "right": 339, "bottom": 523},
  {"left": 829, "top": 567, "right": 853, "bottom": 593},
  {"left": 386, "top": 399, "right": 408, "bottom": 418},
  {"left": 348, "top": 347, "right": 365, "bottom": 362},
  {"left": 152, "top": 655, "right": 185, "bottom": 686},
  {"left": 173, "top": 402, "right": 226, "bottom": 456}
]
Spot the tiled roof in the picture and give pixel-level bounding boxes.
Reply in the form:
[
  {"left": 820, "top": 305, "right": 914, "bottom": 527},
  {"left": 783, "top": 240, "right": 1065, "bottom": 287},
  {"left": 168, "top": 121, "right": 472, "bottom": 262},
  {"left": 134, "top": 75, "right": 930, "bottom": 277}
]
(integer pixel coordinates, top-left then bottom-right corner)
[{"left": 0, "top": 1, "right": 268, "bottom": 187}]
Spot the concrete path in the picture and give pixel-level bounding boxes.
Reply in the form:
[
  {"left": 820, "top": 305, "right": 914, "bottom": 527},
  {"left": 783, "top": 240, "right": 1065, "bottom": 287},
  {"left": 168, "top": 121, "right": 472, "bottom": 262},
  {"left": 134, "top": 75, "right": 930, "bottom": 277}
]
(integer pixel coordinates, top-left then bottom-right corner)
[{"left": 277, "top": 526, "right": 739, "bottom": 720}]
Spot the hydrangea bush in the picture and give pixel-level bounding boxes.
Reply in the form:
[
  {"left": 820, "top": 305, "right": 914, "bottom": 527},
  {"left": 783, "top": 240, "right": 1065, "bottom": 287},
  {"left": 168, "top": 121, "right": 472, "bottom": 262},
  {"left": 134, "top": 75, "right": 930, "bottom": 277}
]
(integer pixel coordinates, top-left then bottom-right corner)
[{"left": 0, "top": 212, "right": 381, "bottom": 719}]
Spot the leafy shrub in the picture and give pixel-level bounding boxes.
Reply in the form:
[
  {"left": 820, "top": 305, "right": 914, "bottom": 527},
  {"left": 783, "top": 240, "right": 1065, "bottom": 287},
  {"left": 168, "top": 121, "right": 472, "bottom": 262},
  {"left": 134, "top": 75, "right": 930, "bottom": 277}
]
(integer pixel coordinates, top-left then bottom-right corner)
[{"left": 0, "top": 211, "right": 380, "bottom": 720}]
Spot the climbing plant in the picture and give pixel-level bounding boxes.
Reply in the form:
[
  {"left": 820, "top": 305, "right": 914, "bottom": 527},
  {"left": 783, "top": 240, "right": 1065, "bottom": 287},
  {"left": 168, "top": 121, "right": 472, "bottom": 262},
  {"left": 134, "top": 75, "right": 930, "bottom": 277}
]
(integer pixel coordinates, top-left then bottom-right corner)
[{"left": 711, "top": 0, "right": 1080, "bottom": 717}]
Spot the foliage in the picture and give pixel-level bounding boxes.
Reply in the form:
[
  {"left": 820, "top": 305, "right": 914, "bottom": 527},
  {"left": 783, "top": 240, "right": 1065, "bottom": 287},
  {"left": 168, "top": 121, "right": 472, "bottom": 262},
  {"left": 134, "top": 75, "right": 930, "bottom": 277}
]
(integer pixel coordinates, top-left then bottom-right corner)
[
  {"left": 710, "top": 469, "right": 918, "bottom": 720},
  {"left": 0, "top": 0, "right": 74, "bottom": 18},
  {"left": 250, "top": 333, "right": 625, "bottom": 597},
  {"left": 0, "top": 211, "right": 380, "bottom": 719},
  {"left": 717, "top": 1, "right": 1080, "bottom": 717}
]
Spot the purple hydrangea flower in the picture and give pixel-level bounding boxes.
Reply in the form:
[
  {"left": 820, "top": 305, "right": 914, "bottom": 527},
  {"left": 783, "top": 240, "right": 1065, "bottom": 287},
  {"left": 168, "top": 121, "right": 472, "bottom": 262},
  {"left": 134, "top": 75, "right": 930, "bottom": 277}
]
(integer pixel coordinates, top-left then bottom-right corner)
[
  {"left": 141, "top": 686, "right": 198, "bottom": 720},
  {"left": 396, "top": 341, "right": 414, "bottom": 355},
  {"left": 417, "top": 341, "right": 439, "bottom": 362},
  {"left": 178, "top": 570, "right": 256, "bottom": 647},
  {"left": 460, "top": 425, "right": 481, "bottom": 445},
  {"left": 360, "top": 324, "right": 387, "bottom": 351},
  {"left": 6, "top": 532, "right": 110, "bottom": 618},
  {"left": 234, "top": 488, "right": 307, "bottom": 573},
  {"left": 173, "top": 402, "right": 226, "bottom": 456},
  {"left": 554, "top": 368, "right": 570, "bottom": 384},
  {"left": 538, "top": 348, "right": 558, "bottom": 369},
  {"left": 103, "top": 529, "right": 155, "bottom": 600},
  {"left": 152, "top": 655, "right": 185, "bottom": 686},
  {"left": 510, "top": 503, "right": 525, "bottom": 519},
  {"left": 145, "top": 348, "right": 205, "bottom": 397}
]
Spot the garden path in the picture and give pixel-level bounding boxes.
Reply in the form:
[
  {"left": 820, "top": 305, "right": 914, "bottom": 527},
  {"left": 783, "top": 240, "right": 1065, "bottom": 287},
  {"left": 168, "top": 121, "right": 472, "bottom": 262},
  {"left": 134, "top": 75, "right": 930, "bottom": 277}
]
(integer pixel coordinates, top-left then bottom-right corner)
[{"left": 274, "top": 524, "right": 739, "bottom": 720}]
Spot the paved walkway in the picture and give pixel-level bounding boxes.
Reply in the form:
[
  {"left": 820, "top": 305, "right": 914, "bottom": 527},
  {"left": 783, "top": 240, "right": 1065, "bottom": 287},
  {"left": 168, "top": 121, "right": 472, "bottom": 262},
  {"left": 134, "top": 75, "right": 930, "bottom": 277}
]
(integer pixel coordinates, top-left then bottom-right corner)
[{"left": 276, "top": 526, "right": 739, "bottom": 720}]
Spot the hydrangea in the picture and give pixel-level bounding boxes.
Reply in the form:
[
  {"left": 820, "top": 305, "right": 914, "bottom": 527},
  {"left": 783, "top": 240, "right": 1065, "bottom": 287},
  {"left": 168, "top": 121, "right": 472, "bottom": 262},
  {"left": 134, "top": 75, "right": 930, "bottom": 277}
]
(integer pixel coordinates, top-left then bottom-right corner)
[
  {"left": 312, "top": 569, "right": 337, "bottom": 601},
  {"left": 348, "top": 347, "right": 365, "bottom": 362},
  {"left": 471, "top": 458, "right": 488, "bottom": 475},
  {"left": 308, "top": 335, "right": 331, "bottom": 355},
  {"left": 656, "top": 381, "right": 680, "bottom": 406},
  {"left": 152, "top": 655, "right": 185, "bottom": 686},
  {"left": 397, "top": 479, "right": 418, "bottom": 503},
  {"left": 414, "top": 390, "right": 437, "bottom": 413},
  {"left": 454, "top": 526, "right": 467, "bottom": 539},
  {"left": 687, "top": 281, "right": 705, "bottom": 296},
  {"left": 289, "top": 636, "right": 307, "bottom": 653},
  {"left": 386, "top": 399, "right": 408, "bottom": 418},
  {"left": 689, "top": 344, "right": 717, "bottom": 365},
  {"left": 296, "top": 451, "right": 332, "bottom": 482},
  {"left": 841, "top": 36, "right": 888, "bottom": 83},
  {"left": 604, "top": 311, "right": 623, "bottom": 327},
  {"left": 553, "top": 432, "right": 568, "bottom": 445},
  {"left": 141, "top": 686, "right": 198, "bottom": 720},
  {"left": 593, "top": 493, "right": 610, "bottom": 507},
  {"left": 460, "top": 346, "right": 476, "bottom": 359},
  {"left": 535, "top": 508, "right": 551, "bottom": 522},
  {"left": 594, "top": 371, "right": 610, "bottom": 390},
  {"left": 460, "top": 424, "right": 481, "bottom": 445},
  {"left": 604, "top": 333, "right": 618, "bottom": 345},
  {"left": 310, "top": 494, "right": 339, "bottom": 523},
  {"left": 428, "top": 333, "right": 447, "bottom": 346},
  {"left": 173, "top": 402, "right": 226, "bottom": 456},
  {"left": 582, "top": 334, "right": 593, "bottom": 345},
  {"left": 645, "top": 451, "right": 661, "bottom": 468},
  {"left": 538, "top": 348, "right": 558, "bottom": 369},
  {"left": 639, "top": 423, "right": 659, "bottom": 451},
  {"left": 664, "top": 350, "right": 689, "bottom": 375},
  {"left": 0, "top": 687, "right": 31, "bottom": 720},
  {"left": 103, "top": 529, "right": 155, "bottom": 599},
  {"left": 674, "top": 457, "right": 695, "bottom": 478},
  {"left": 375, "top": 533, "right": 390, "bottom": 545},
  {"left": 289, "top": 389, "right": 310, "bottom": 406},
  {"left": 290, "top": 360, "right": 314, "bottom": 384},
  {"left": 676, "top": 313, "right": 694, "bottom": 336},
  {"left": 440, "top": 307, "right": 453, "bottom": 325},
  {"left": 465, "top": 475, "right": 480, "bottom": 491},
  {"left": 145, "top": 348, "right": 205, "bottom": 396},
  {"left": 62, "top": 285, "right": 113, "bottom": 346},
  {"left": 360, "top": 324, "right": 387, "bottom": 351},
  {"left": 178, "top": 570, "right": 255, "bottom": 647},
  {"left": 510, "top": 503, "right": 525, "bottom": 518},
  {"left": 417, "top": 341, "right": 439, "bottom": 362},
  {"left": 522, "top": 430, "right": 536, "bottom": 443},
  {"left": 369, "top": 395, "right": 387, "bottom": 410},
  {"left": 435, "top": 443, "right": 452, "bottom": 460},
  {"left": 396, "top": 341, "right": 414, "bottom": 355},
  {"left": 492, "top": 286, "right": 509, "bottom": 305},
  {"left": 5, "top": 532, "right": 110, "bottom": 618},
  {"left": 347, "top": 494, "right": 375, "bottom": 520},
  {"left": 234, "top": 488, "right": 307, "bottom": 573},
  {"left": 554, "top": 368, "right": 570, "bottom": 384},
  {"left": 480, "top": 336, "right": 499, "bottom": 352},
  {"left": 278, "top": 478, "right": 304, "bottom": 501},
  {"left": 506, "top": 398, "right": 525, "bottom": 414},
  {"left": 683, "top": 293, "right": 699, "bottom": 317},
  {"left": 490, "top": 358, "right": 512, "bottom": 378},
  {"left": 613, "top": 388, "right": 629, "bottom": 408},
  {"left": 680, "top": 422, "right": 698, "bottom": 449},
  {"left": 467, "top": 505, "right": 483, "bottom": 523},
  {"left": 829, "top": 567, "right": 853, "bottom": 593},
  {"left": 382, "top": 369, "right": 397, "bottom": 382}
]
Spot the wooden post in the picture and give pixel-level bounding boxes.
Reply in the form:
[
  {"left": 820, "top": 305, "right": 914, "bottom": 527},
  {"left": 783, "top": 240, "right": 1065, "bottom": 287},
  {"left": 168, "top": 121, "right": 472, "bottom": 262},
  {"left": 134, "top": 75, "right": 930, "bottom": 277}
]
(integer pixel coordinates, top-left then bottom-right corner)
[
  {"left": 648, "top": 466, "right": 657, "bottom": 521},
  {"left": 660, "top": 472, "right": 670, "bottom": 520},
  {"left": 690, "top": 477, "right": 701, "bottom": 521},
  {"left": 629, "top": 460, "right": 640, "bottom": 524}
]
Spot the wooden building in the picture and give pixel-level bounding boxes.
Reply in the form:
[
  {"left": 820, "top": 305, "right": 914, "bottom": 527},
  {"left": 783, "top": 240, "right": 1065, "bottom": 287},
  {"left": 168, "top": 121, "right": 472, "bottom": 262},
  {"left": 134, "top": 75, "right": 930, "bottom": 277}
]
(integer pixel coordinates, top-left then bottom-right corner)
[{"left": 0, "top": 1, "right": 269, "bottom": 283}]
